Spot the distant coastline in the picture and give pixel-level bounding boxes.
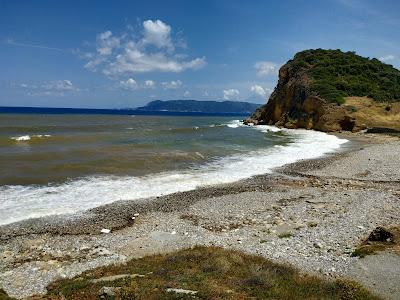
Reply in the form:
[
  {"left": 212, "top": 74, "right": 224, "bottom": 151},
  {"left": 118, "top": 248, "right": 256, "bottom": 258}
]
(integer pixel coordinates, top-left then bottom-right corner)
[{"left": 0, "top": 106, "right": 251, "bottom": 117}]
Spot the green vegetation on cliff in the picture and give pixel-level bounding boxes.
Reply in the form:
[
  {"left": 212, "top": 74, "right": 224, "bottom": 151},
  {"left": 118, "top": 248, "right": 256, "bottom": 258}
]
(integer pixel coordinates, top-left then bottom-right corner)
[{"left": 290, "top": 49, "right": 400, "bottom": 104}]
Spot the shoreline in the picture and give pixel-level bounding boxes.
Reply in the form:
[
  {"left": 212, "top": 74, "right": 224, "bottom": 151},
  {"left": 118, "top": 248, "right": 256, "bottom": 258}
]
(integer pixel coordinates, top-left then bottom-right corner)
[
  {"left": 1, "top": 132, "right": 399, "bottom": 299},
  {"left": 0, "top": 131, "right": 358, "bottom": 239}
]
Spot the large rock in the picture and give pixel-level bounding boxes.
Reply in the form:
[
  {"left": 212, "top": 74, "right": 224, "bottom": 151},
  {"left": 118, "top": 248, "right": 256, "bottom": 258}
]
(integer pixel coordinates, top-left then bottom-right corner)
[{"left": 246, "top": 63, "right": 360, "bottom": 132}]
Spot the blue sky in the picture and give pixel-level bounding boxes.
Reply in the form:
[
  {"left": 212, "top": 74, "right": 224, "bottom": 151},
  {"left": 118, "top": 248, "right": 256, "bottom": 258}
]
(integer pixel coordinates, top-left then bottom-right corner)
[{"left": 0, "top": 0, "right": 399, "bottom": 108}]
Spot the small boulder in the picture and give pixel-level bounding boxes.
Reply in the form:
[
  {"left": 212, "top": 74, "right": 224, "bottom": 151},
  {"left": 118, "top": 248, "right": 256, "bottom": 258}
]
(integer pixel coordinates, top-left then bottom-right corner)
[
  {"left": 166, "top": 288, "right": 198, "bottom": 295},
  {"left": 313, "top": 242, "right": 323, "bottom": 249},
  {"left": 99, "top": 286, "right": 116, "bottom": 298},
  {"left": 367, "top": 227, "right": 394, "bottom": 242}
]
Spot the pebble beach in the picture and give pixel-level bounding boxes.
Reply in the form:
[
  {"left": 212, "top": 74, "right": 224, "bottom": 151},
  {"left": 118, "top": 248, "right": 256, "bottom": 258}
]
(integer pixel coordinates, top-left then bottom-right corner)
[{"left": 0, "top": 133, "right": 399, "bottom": 299}]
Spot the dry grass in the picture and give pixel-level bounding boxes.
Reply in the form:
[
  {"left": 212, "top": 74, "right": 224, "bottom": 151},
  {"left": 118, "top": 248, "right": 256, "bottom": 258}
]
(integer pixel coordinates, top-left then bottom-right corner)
[
  {"left": 29, "top": 246, "right": 382, "bottom": 300},
  {"left": 0, "top": 289, "right": 14, "bottom": 300},
  {"left": 344, "top": 97, "right": 400, "bottom": 129},
  {"left": 352, "top": 226, "right": 400, "bottom": 258}
]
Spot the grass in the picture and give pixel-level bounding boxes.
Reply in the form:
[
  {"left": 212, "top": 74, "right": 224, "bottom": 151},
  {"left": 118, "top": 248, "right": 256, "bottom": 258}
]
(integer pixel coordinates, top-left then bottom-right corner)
[
  {"left": 343, "top": 97, "right": 400, "bottom": 130},
  {"left": 278, "top": 232, "right": 293, "bottom": 239},
  {"left": 352, "top": 226, "right": 399, "bottom": 258},
  {"left": 0, "top": 289, "right": 14, "bottom": 300},
  {"left": 36, "top": 246, "right": 380, "bottom": 300},
  {"left": 351, "top": 245, "right": 387, "bottom": 258}
]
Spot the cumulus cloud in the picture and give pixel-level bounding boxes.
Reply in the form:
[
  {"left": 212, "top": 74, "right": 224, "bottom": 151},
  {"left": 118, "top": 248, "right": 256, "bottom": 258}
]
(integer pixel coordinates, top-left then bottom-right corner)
[
  {"left": 250, "top": 84, "right": 272, "bottom": 98},
  {"left": 379, "top": 54, "right": 396, "bottom": 62},
  {"left": 142, "top": 20, "right": 174, "bottom": 51},
  {"left": 83, "top": 20, "right": 206, "bottom": 76},
  {"left": 19, "top": 80, "right": 79, "bottom": 97},
  {"left": 145, "top": 80, "right": 155, "bottom": 88},
  {"left": 119, "top": 78, "right": 138, "bottom": 90},
  {"left": 223, "top": 89, "right": 240, "bottom": 100},
  {"left": 162, "top": 80, "right": 182, "bottom": 89},
  {"left": 183, "top": 90, "right": 191, "bottom": 97},
  {"left": 255, "top": 61, "right": 279, "bottom": 76}
]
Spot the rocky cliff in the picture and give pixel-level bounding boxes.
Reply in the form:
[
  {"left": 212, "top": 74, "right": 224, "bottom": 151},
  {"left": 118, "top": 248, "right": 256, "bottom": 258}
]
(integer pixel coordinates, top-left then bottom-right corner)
[{"left": 247, "top": 49, "right": 400, "bottom": 132}]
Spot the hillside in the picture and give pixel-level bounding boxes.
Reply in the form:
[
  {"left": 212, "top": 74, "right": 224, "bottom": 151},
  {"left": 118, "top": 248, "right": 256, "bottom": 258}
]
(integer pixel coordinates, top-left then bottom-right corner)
[
  {"left": 135, "top": 100, "right": 260, "bottom": 114},
  {"left": 247, "top": 49, "right": 400, "bottom": 132}
]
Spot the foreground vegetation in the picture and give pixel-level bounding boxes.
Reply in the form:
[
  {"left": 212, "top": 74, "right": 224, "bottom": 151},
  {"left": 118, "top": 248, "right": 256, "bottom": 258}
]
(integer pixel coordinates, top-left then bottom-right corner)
[
  {"left": 25, "top": 246, "right": 379, "bottom": 299},
  {"left": 290, "top": 49, "right": 400, "bottom": 104},
  {"left": 352, "top": 226, "right": 399, "bottom": 258}
]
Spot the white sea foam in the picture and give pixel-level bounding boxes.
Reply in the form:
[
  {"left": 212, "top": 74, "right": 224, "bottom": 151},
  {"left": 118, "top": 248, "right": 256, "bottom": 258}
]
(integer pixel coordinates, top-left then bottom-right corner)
[
  {"left": 11, "top": 135, "right": 31, "bottom": 141},
  {"left": 0, "top": 123, "right": 347, "bottom": 225},
  {"left": 226, "top": 120, "right": 240, "bottom": 128},
  {"left": 11, "top": 134, "right": 51, "bottom": 141}
]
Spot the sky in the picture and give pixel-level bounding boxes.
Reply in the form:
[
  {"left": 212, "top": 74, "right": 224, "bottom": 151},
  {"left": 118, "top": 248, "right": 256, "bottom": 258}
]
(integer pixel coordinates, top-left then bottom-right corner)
[{"left": 0, "top": 0, "right": 399, "bottom": 108}]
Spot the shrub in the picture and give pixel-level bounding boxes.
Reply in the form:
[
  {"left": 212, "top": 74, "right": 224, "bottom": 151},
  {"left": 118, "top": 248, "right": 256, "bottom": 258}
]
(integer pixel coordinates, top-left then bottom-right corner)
[{"left": 290, "top": 49, "right": 400, "bottom": 104}]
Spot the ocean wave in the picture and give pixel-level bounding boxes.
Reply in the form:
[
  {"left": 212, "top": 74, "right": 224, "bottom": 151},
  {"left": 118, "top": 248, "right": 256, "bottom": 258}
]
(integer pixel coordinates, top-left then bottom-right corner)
[
  {"left": 10, "top": 134, "right": 52, "bottom": 141},
  {"left": 0, "top": 124, "right": 347, "bottom": 225}
]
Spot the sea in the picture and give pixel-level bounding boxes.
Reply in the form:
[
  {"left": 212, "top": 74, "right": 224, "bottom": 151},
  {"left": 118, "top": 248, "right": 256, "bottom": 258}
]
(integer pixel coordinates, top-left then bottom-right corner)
[{"left": 0, "top": 110, "right": 348, "bottom": 225}]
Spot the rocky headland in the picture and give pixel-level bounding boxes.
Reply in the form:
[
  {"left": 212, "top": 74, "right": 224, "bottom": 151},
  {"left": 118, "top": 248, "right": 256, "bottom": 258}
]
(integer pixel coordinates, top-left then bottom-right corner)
[{"left": 246, "top": 49, "right": 400, "bottom": 132}]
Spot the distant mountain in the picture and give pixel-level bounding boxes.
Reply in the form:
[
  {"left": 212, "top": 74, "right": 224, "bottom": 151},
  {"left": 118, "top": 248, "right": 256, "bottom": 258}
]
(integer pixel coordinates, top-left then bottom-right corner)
[{"left": 135, "top": 100, "right": 260, "bottom": 114}]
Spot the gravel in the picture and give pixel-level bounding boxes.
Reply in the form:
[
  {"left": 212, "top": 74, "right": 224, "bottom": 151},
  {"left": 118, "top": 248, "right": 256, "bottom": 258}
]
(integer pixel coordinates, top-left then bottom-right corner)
[{"left": 0, "top": 134, "right": 399, "bottom": 299}]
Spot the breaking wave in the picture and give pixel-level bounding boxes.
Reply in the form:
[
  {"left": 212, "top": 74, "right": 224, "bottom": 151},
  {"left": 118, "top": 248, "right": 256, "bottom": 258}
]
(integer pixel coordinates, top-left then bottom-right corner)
[{"left": 0, "top": 122, "right": 347, "bottom": 225}]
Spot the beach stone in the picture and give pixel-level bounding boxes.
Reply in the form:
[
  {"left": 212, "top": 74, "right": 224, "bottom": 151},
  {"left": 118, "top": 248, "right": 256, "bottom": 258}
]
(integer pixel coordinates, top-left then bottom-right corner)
[
  {"left": 314, "top": 242, "right": 323, "bottom": 249},
  {"left": 91, "top": 274, "right": 144, "bottom": 283},
  {"left": 2, "top": 251, "right": 13, "bottom": 259},
  {"left": 99, "top": 286, "right": 116, "bottom": 297},
  {"left": 166, "top": 288, "right": 198, "bottom": 295},
  {"left": 367, "top": 227, "right": 394, "bottom": 242}
]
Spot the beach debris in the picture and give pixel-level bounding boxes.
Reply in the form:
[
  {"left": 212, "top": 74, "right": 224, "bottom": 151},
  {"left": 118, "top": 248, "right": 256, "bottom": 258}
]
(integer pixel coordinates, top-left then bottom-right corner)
[
  {"left": 133, "top": 213, "right": 140, "bottom": 217},
  {"left": 171, "top": 230, "right": 177, "bottom": 235},
  {"left": 166, "top": 288, "right": 198, "bottom": 295},
  {"left": 101, "top": 228, "right": 111, "bottom": 234}
]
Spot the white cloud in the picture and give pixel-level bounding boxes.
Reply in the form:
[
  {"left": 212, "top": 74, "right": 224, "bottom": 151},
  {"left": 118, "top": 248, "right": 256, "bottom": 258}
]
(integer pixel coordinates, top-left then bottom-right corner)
[
  {"left": 145, "top": 80, "right": 155, "bottom": 88},
  {"left": 183, "top": 90, "right": 191, "bottom": 97},
  {"left": 255, "top": 61, "right": 279, "bottom": 76},
  {"left": 379, "top": 54, "right": 396, "bottom": 62},
  {"left": 42, "top": 80, "right": 78, "bottom": 92},
  {"left": 223, "top": 89, "right": 240, "bottom": 100},
  {"left": 250, "top": 84, "right": 272, "bottom": 98},
  {"left": 119, "top": 78, "right": 138, "bottom": 90},
  {"left": 142, "top": 20, "right": 173, "bottom": 51},
  {"left": 96, "top": 31, "right": 120, "bottom": 56},
  {"left": 83, "top": 20, "right": 206, "bottom": 76},
  {"left": 19, "top": 80, "right": 79, "bottom": 97},
  {"left": 162, "top": 80, "right": 182, "bottom": 89}
]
